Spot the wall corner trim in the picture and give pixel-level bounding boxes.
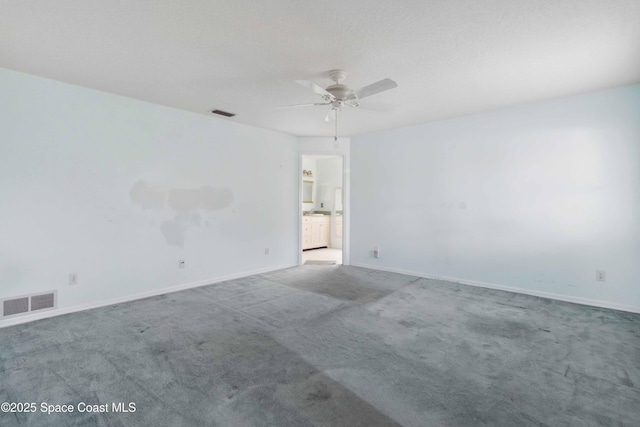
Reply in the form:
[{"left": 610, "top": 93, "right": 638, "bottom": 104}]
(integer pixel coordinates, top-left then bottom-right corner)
[
  {"left": 0, "top": 264, "right": 297, "bottom": 329},
  {"left": 350, "top": 263, "right": 640, "bottom": 314}
]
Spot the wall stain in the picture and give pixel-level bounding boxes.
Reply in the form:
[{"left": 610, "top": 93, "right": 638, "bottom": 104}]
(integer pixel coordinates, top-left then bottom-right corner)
[
  {"left": 130, "top": 180, "right": 234, "bottom": 246},
  {"left": 130, "top": 180, "right": 166, "bottom": 210},
  {"left": 190, "top": 212, "right": 202, "bottom": 227},
  {"left": 160, "top": 218, "right": 188, "bottom": 246}
]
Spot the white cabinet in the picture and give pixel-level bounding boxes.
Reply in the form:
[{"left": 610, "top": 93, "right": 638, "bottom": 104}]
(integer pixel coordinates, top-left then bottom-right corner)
[
  {"left": 302, "top": 216, "right": 330, "bottom": 250},
  {"left": 313, "top": 221, "right": 329, "bottom": 248},
  {"left": 334, "top": 215, "right": 342, "bottom": 237}
]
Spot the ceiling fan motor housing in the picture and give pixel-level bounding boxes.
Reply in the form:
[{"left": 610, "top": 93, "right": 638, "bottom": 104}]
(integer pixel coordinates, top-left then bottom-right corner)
[{"left": 326, "top": 84, "right": 353, "bottom": 100}]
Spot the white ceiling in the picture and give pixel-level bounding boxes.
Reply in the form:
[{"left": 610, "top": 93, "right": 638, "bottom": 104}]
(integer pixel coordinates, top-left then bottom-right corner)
[{"left": 2, "top": 1, "right": 639, "bottom": 137}]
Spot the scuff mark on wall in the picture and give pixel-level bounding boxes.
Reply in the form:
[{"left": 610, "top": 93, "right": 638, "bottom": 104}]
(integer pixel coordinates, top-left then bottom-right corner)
[{"left": 130, "top": 180, "right": 234, "bottom": 246}]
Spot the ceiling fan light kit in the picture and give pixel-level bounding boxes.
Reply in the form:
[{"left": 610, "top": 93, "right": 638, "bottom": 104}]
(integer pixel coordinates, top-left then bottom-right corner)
[{"left": 284, "top": 69, "right": 398, "bottom": 140}]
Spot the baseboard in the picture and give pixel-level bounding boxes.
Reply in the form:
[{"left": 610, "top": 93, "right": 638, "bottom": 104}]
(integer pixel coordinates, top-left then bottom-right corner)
[
  {"left": 0, "top": 263, "right": 296, "bottom": 329},
  {"left": 351, "top": 263, "right": 640, "bottom": 314}
]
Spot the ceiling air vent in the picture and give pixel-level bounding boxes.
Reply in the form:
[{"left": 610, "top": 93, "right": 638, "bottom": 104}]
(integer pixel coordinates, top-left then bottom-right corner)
[{"left": 211, "top": 109, "right": 236, "bottom": 118}]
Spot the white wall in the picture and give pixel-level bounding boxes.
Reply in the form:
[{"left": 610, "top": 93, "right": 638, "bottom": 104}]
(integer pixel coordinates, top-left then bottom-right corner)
[
  {"left": 0, "top": 67, "right": 298, "bottom": 322},
  {"left": 315, "top": 157, "right": 343, "bottom": 249},
  {"left": 300, "top": 156, "right": 342, "bottom": 212},
  {"left": 315, "top": 157, "right": 343, "bottom": 212},
  {"left": 351, "top": 84, "right": 640, "bottom": 312}
]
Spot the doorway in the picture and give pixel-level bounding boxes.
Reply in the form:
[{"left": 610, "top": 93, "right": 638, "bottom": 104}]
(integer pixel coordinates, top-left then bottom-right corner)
[{"left": 300, "top": 155, "right": 344, "bottom": 265}]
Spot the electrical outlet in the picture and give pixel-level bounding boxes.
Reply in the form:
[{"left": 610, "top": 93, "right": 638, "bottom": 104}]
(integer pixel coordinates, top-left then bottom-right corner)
[
  {"left": 69, "top": 273, "right": 78, "bottom": 286},
  {"left": 178, "top": 259, "right": 185, "bottom": 269},
  {"left": 596, "top": 270, "right": 605, "bottom": 281},
  {"left": 373, "top": 247, "right": 380, "bottom": 258},
  {"left": 264, "top": 248, "right": 270, "bottom": 255}
]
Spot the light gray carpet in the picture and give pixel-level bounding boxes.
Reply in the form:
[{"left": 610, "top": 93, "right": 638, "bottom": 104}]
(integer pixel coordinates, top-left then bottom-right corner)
[
  {"left": 1, "top": 266, "right": 639, "bottom": 426},
  {"left": 304, "top": 260, "right": 337, "bottom": 265}
]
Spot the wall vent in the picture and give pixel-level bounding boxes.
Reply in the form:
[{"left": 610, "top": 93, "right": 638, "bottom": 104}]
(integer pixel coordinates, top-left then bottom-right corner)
[
  {"left": 2, "top": 291, "right": 57, "bottom": 318},
  {"left": 211, "top": 109, "right": 236, "bottom": 117},
  {"left": 31, "top": 293, "right": 55, "bottom": 311},
  {"left": 3, "top": 297, "right": 29, "bottom": 317}
]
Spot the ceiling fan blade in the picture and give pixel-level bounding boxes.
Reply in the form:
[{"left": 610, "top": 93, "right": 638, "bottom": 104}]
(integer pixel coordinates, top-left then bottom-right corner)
[
  {"left": 295, "top": 80, "right": 334, "bottom": 99},
  {"left": 276, "top": 102, "right": 331, "bottom": 109},
  {"left": 346, "top": 101, "right": 393, "bottom": 112},
  {"left": 324, "top": 109, "right": 337, "bottom": 122},
  {"left": 353, "top": 78, "right": 398, "bottom": 100}
]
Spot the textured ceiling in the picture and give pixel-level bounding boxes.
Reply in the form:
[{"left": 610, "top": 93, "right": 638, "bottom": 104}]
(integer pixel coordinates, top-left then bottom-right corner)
[{"left": 2, "top": 1, "right": 639, "bottom": 137}]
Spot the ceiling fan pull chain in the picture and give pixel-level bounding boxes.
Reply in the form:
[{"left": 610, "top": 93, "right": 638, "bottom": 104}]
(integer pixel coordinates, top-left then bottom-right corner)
[{"left": 335, "top": 109, "right": 338, "bottom": 142}]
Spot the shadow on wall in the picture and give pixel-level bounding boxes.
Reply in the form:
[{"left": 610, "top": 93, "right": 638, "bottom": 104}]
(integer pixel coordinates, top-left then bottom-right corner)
[{"left": 130, "top": 180, "right": 233, "bottom": 246}]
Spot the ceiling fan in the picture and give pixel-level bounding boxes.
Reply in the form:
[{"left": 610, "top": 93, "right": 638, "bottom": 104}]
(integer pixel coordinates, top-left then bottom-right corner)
[{"left": 280, "top": 69, "right": 398, "bottom": 140}]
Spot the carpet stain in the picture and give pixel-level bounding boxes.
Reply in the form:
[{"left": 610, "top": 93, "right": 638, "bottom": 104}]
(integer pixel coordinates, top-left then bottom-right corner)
[
  {"left": 277, "top": 373, "right": 401, "bottom": 426},
  {"left": 285, "top": 280, "right": 389, "bottom": 304},
  {"left": 466, "top": 315, "right": 536, "bottom": 340},
  {"left": 397, "top": 319, "right": 416, "bottom": 328},
  {"left": 305, "top": 382, "right": 332, "bottom": 402}
]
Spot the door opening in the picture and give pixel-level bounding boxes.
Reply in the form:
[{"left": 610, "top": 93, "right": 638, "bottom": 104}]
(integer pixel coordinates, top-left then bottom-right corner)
[{"left": 300, "top": 155, "right": 344, "bottom": 265}]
